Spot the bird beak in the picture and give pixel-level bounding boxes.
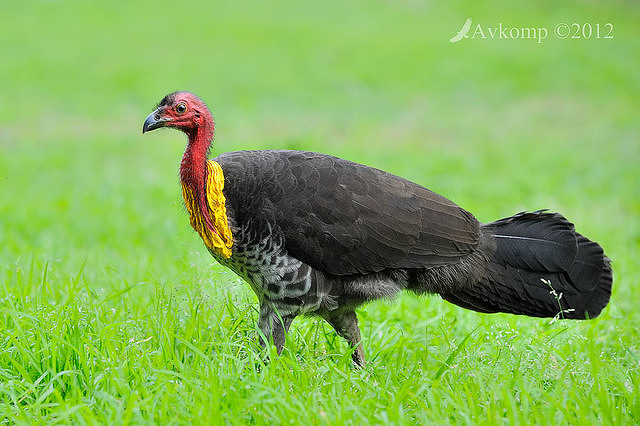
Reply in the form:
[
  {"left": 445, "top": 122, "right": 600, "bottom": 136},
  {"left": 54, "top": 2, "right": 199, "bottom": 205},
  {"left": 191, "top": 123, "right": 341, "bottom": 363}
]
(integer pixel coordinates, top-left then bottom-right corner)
[{"left": 142, "top": 109, "right": 171, "bottom": 133}]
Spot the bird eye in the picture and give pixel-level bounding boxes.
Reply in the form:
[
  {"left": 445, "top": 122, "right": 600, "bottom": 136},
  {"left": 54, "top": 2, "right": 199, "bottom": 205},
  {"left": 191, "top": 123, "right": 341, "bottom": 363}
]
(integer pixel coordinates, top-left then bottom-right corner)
[{"left": 175, "top": 102, "right": 187, "bottom": 115}]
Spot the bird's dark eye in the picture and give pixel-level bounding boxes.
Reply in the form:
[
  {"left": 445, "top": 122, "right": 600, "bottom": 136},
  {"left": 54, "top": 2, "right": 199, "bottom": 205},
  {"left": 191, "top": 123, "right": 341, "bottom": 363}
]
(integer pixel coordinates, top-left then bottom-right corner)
[{"left": 176, "top": 102, "right": 187, "bottom": 115}]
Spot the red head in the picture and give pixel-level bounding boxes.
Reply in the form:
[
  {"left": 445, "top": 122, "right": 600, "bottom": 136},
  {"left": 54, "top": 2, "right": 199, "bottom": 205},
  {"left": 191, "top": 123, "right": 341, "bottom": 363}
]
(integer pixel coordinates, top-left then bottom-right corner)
[
  {"left": 142, "top": 91, "right": 213, "bottom": 138},
  {"left": 144, "top": 91, "right": 219, "bottom": 239}
]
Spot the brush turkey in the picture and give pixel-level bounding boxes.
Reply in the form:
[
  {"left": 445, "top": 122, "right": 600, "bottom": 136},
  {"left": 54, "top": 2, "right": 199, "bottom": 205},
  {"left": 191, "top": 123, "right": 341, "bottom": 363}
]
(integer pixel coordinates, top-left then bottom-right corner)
[{"left": 143, "top": 91, "right": 612, "bottom": 367}]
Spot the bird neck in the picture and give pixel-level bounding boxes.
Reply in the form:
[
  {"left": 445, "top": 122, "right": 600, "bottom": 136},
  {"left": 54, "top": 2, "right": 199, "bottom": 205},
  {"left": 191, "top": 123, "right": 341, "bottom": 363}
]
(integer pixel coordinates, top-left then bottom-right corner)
[
  {"left": 179, "top": 118, "right": 216, "bottom": 235},
  {"left": 180, "top": 119, "right": 214, "bottom": 185}
]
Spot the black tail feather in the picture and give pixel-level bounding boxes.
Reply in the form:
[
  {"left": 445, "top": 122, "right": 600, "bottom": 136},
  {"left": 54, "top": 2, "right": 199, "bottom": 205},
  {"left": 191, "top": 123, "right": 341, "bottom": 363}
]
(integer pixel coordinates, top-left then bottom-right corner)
[{"left": 442, "top": 211, "right": 612, "bottom": 319}]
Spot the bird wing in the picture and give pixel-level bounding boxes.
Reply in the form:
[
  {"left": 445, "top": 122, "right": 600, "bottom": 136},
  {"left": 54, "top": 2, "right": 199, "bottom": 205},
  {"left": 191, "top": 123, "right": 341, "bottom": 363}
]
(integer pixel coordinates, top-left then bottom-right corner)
[
  {"left": 216, "top": 150, "right": 480, "bottom": 276},
  {"left": 449, "top": 33, "right": 463, "bottom": 43},
  {"left": 461, "top": 18, "right": 472, "bottom": 34}
]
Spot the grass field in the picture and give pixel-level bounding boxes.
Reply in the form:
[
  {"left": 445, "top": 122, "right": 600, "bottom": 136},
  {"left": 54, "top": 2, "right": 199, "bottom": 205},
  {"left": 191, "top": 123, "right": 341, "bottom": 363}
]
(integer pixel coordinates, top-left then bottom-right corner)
[{"left": 1, "top": 0, "right": 639, "bottom": 424}]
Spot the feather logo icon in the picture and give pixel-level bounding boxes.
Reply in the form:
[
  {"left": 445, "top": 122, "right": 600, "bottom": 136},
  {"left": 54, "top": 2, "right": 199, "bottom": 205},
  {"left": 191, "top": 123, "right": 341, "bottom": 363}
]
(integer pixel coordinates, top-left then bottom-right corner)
[{"left": 450, "top": 18, "right": 472, "bottom": 43}]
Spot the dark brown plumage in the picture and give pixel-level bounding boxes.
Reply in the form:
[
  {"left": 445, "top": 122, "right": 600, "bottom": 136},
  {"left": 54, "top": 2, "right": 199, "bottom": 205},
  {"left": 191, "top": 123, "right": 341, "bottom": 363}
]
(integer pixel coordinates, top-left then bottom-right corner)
[{"left": 143, "top": 91, "right": 612, "bottom": 367}]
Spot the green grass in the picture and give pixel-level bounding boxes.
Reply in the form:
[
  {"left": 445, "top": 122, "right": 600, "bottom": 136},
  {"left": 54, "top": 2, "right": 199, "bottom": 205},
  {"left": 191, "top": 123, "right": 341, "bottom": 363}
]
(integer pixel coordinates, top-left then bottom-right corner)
[{"left": 1, "top": 0, "right": 639, "bottom": 423}]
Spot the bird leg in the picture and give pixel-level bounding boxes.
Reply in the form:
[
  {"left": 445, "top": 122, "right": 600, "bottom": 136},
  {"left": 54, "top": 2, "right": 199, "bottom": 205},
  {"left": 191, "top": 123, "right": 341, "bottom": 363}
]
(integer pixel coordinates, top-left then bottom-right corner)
[
  {"left": 258, "top": 304, "right": 295, "bottom": 355},
  {"left": 325, "top": 310, "right": 366, "bottom": 368}
]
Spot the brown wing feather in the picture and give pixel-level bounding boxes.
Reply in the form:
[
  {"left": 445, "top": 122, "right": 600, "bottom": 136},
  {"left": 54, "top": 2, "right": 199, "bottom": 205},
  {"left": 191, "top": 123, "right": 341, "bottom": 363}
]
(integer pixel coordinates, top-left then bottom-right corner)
[{"left": 216, "top": 150, "right": 480, "bottom": 276}]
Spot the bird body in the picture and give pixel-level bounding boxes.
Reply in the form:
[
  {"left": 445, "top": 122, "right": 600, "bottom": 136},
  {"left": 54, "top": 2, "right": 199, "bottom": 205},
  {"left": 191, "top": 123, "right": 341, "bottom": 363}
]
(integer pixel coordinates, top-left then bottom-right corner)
[
  {"left": 450, "top": 18, "right": 473, "bottom": 43},
  {"left": 143, "top": 91, "right": 612, "bottom": 367}
]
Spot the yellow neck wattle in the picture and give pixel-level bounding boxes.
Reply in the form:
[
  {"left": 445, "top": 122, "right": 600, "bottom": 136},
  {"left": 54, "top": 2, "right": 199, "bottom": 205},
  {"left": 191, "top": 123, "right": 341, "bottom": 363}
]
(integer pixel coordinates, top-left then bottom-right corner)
[{"left": 181, "top": 160, "right": 233, "bottom": 258}]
